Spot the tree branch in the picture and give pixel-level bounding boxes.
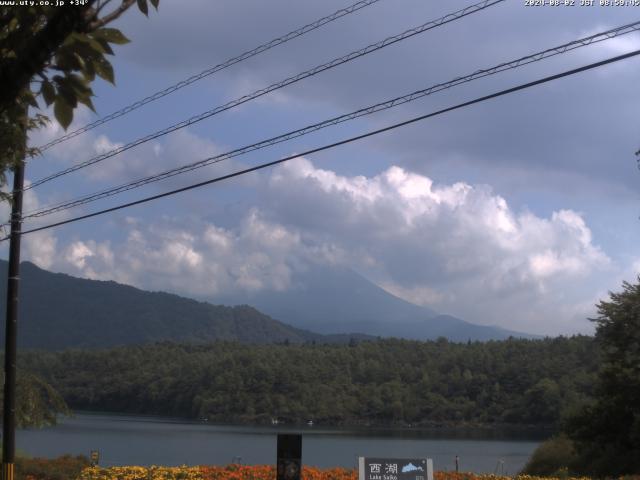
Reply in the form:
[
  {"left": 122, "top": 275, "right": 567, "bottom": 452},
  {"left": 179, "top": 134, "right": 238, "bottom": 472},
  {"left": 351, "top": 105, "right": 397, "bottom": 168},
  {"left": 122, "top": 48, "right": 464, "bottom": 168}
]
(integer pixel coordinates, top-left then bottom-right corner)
[{"left": 87, "top": 0, "right": 137, "bottom": 31}]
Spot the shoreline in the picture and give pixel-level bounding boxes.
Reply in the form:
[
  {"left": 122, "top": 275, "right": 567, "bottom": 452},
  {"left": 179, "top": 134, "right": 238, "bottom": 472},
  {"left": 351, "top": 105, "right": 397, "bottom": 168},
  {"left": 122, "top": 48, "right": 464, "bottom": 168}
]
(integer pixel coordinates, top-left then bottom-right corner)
[{"left": 49, "top": 410, "right": 552, "bottom": 440}]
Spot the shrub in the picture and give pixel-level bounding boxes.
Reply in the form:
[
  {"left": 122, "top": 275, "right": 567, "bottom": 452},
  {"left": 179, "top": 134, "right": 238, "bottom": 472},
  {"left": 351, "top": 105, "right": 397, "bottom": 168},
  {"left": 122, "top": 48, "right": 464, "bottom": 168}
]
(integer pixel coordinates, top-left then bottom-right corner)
[
  {"left": 521, "top": 436, "right": 579, "bottom": 476},
  {"left": 15, "top": 454, "right": 90, "bottom": 480}
]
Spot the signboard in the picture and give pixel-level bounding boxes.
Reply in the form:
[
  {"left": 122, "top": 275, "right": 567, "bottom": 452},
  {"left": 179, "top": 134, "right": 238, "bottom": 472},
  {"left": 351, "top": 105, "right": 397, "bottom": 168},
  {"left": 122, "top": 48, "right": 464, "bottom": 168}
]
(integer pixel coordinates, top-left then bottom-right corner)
[
  {"left": 358, "top": 457, "right": 433, "bottom": 480},
  {"left": 277, "top": 433, "right": 302, "bottom": 480},
  {"left": 89, "top": 450, "right": 100, "bottom": 466}
]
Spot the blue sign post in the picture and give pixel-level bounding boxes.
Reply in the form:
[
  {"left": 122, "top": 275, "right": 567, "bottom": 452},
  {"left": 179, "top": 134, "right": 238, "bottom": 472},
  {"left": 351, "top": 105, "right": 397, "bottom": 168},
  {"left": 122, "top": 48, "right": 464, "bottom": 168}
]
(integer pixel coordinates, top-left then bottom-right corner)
[{"left": 358, "top": 458, "right": 433, "bottom": 480}]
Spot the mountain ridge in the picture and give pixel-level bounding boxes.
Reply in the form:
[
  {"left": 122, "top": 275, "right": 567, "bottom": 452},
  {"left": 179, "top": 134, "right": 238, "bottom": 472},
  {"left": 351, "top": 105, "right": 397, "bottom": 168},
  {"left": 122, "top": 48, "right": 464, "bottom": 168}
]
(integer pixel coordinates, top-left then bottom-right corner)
[
  {"left": 0, "top": 261, "right": 343, "bottom": 349},
  {"left": 0, "top": 260, "right": 535, "bottom": 350},
  {"left": 214, "top": 264, "right": 536, "bottom": 341}
]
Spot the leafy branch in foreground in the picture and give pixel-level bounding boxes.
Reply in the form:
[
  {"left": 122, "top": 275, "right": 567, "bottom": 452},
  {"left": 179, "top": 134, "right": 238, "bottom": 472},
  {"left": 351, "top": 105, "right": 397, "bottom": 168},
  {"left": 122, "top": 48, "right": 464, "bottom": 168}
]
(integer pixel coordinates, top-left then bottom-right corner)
[
  {"left": 0, "top": 0, "right": 159, "bottom": 196},
  {"left": 0, "top": 369, "right": 69, "bottom": 428}
]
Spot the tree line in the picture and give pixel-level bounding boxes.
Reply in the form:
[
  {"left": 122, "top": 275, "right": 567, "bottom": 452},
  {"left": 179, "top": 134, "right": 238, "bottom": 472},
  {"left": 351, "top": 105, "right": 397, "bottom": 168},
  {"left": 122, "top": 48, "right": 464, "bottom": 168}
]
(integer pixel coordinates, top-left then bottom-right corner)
[{"left": 20, "top": 335, "right": 597, "bottom": 428}]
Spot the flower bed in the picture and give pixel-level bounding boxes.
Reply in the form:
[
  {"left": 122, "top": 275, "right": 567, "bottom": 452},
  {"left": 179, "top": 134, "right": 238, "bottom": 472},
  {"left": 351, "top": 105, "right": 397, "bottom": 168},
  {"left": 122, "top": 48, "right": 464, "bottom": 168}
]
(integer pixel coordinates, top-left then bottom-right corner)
[
  {"left": 77, "top": 466, "right": 640, "bottom": 480},
  {"left": 79, "top": 465, "right": 354, "bottom": 480}
]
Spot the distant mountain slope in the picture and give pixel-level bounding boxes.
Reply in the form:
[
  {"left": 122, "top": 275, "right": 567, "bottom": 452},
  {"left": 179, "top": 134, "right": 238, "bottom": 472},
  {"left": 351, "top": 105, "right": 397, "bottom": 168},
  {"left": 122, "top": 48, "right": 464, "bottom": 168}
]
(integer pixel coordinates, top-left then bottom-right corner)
[
  {"left": 215, "top": 265, "right": 535, "bottom": 341},
  {"left": 0, "top": 260, "right": 534, "bottom": 349},
  {"left": 0, "top": 261, "right": 332, "bottom": 350}
]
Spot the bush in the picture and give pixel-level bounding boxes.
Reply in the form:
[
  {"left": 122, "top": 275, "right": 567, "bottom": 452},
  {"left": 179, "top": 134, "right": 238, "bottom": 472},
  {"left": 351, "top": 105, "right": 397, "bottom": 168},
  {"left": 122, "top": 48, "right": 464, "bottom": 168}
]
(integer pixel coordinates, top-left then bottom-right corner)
[
  {"left": 521, "top": 436, "right": 579, "bottom": 476},
  {"left": 15, "top": 454, "right": 90, "bottom": 480}
]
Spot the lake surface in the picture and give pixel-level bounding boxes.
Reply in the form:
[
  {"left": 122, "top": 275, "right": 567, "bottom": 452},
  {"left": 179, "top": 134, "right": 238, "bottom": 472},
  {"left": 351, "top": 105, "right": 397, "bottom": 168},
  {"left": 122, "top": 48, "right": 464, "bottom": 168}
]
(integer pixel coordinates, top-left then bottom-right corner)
[{"left": 18, "top": 413, "right": 542, "bottom": 474}]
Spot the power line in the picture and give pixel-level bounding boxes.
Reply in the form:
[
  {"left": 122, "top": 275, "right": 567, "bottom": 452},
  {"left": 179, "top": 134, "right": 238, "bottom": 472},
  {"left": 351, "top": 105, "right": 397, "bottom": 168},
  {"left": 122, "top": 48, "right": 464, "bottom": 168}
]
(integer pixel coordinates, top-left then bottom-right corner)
[
  {"left": 34, "top": 0, "right": 383, "bottom": 153},
  {"left": 21, "top": 20, "right": 640, "bottom": 220},
  {"left": 25, "top": 0, "right": 505, "bottom": 191},
  {"left": 10, "top": 48, "right": 640, "bottom": 241}
]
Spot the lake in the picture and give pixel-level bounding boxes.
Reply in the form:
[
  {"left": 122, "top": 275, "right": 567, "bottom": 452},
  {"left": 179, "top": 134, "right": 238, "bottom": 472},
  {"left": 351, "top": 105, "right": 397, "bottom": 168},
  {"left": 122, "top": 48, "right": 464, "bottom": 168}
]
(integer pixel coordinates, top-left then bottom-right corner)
[{"left": 18, "top": 413, "right": 543, "bottom": 474}]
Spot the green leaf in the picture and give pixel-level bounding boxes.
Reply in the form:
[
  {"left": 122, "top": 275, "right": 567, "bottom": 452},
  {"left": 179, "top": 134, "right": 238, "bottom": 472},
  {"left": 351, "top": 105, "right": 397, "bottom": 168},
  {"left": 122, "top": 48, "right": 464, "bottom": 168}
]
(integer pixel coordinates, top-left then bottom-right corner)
[
  {"left": 41, "top": 80, "right": 55, "bottom": 106},
  {"left": 72, "top": 51, "right": 87, "bottom": 71},
  {"left": 93, "top": 56, "right": 114, "bottom": 84},
  {"left": 54, "top": 77, "right": 78, "bottom": 108},
  {"left": 63, "top": 32, "right": 88, "bottom": 47},
  {"left": 57, "top": 87, "right": 78, "bottom": 109},
  {"left": 95, "top": 38, "right": 114, "bottom": 55},
  {"left": 78, "top": 95, "right": 96, "bottom": 113},
  {"left": 71, "top": 33, "right": 109, "bottom": 55},
  {"left": 92, "top": 28, "right": 130, "bottom": 45},
  {"left": 55, "top": 47, "right": 82, "bottom": 71},
  {"left": 137, "top": 0, "right": 149, "bottom": 16},
  {"left": 87, "top": 37, "right": 108, "bottom": 55},
  {"left": 149, "top": 0, "right": 159, "bottom": 8},
  {"left": 82, "top": 58, "right": 96, "bottom": 82},
  {"left": 65, "top": 72, "right": 91, "bottom": 93},
  {"left": 53, "top": 98, "right": 73, "bottom": 130},
  {"left": 72, "top": 41, "right": 102, "bottom": 63},
  {"left": 67, "top": 78, "right": 94, "bottom": 110}
]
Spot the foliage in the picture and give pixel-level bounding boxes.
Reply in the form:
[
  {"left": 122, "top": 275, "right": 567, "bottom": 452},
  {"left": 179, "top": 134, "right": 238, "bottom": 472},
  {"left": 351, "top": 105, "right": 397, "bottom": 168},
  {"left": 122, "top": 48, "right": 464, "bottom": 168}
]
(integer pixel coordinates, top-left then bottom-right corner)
[
  {"left": 0, "top": 369, "right": 69, "bottom": 428},
  {"left": 0, "top": 0, "right": 158, "bottom": 193},
  {"left": 21, "top": 336, "right": 597, "bottom": 428},
  {"left": 199, "top": 465, "right": 357, "bottom": 480},
  {"left": 564, "top": 278, "right": 640, "bottom": 476},
  {"left": 520, "top": 436, "right": 579, "bottom": 476},
  {"left": 15, "top": 454, "right": 89, "bottom": 480},
  {"left": 79, "top": 465, "right": 203, "bottom": 480},
  {"left": 76, "top": 466, "right": 640, "bottom": 480}
]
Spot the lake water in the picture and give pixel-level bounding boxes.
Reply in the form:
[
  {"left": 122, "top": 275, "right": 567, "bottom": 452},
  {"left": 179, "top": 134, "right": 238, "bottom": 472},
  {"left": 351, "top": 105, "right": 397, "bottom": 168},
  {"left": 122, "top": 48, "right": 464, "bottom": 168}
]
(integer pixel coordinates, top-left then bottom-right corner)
[{"left": 18, "top": 413, "right": 542, "bottom": 474}]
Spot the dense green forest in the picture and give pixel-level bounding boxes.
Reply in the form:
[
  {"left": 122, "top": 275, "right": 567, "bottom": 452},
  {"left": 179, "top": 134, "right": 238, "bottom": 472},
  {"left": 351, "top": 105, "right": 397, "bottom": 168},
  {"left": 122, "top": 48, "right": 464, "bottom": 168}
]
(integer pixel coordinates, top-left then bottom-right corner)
[{"left": 21, "top": 336, "right": 597, "bottom": 428}]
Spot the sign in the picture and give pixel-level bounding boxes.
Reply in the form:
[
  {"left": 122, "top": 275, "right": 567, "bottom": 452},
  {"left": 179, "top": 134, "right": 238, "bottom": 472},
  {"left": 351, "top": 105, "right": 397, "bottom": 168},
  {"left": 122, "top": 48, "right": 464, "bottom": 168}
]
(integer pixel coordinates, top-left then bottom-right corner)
[
  {"left": 277, "top": 433, "right": 302, "bottom": 480},
  {"left": 358, "top": 457, "right": 432, "bottom": 480},
  {"left": 90, "top": 450, "right": 100, "bottom": 466}
]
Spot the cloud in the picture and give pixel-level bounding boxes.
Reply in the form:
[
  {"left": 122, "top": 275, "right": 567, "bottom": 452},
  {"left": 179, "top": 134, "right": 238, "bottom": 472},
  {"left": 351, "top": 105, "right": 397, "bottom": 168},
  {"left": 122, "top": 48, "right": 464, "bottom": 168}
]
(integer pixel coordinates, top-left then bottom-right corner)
[
  {"left": 261, "top": 159, "right": 612, "bottom": 333},
  {"left": 580, "top": 29, "right": 640, "bottom": 57},
  {"left": 25, "top": 114, "right": 251, "bottom": 227},
  {"left": 266, "top": 158, "right": 609, "bottom": 278},
  {"left": 31, "top": 116, "right": 226, "bottom": 186},
  {"left": 380, "top": 282, "right": 448, "bottom": 306},
  {"left": 12, "top": 1, "right": 638, "bottom": 337},
  {"left": 0, "top": 181, "right": 62, "bottom": 271},
  {"left": 34, "top": 158, "right": 620, "bottom": 335},
  {"left": 31, "top": 0, "right": 636, "bottom": 217},
  {"left": 47, "top": 209, "right": 301, "bottom": 298}
]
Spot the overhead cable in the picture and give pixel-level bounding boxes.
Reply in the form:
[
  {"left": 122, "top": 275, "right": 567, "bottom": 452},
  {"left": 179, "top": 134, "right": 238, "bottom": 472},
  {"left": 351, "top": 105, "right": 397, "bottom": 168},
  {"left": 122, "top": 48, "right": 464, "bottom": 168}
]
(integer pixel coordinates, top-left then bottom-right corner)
[
  {"left": 35, "top": 0, "right": 384, "bottom": 153},
  {"left": 21, "top": 20, "right": 640, "bottom": 220},
  {"left": 25, "top": 0, "right": 505, "bottom": 190},
  {"left": 10, "top": 48, "right": 640, "bottom": 240}
]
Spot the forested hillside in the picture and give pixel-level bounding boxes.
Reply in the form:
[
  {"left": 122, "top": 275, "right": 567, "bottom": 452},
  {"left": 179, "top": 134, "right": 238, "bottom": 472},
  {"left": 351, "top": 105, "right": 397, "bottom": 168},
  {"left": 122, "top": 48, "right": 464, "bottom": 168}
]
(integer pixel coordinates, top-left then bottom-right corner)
[
  {"left": 21, "top": 336, "right": 597, "bottom": 428},
  {"left": 0, "top": 261, "right": 351, "bottom": 348},
  {"left": 0, "top": 261, "right": 532, "bottom": 348}
]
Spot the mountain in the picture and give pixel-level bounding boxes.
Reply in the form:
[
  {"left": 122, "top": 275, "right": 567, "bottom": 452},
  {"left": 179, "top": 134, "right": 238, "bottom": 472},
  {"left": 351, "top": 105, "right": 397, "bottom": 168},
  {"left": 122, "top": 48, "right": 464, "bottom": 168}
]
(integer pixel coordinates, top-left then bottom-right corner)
[
  {"left": 214, "top": 264, "right": 535, "bottom": 341},
  {"left": 0, "top": 261, "right": 342, "bottom": 350},
  {"left": 0, "top": 260, "right": 534, "bottom": 350}
]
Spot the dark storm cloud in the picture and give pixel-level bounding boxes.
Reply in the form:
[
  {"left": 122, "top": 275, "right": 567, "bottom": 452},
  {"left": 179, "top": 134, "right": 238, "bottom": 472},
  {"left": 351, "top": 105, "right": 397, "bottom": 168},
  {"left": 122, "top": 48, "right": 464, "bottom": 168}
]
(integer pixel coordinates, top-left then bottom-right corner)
[{"left": 113, "top": 0, "right": 640, "bottom": 199}]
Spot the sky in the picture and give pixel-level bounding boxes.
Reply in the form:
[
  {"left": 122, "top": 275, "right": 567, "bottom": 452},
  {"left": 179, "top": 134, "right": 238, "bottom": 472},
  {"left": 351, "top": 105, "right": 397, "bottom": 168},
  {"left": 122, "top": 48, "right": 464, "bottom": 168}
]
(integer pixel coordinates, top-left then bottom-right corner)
[{"left": 3, "top": 0, "right": 640, "bottom": 336}]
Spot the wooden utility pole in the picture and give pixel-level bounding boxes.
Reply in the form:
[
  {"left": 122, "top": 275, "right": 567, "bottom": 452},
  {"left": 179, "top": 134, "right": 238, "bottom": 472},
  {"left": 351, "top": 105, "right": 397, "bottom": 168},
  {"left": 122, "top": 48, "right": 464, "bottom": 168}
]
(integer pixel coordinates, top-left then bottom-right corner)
[{"left": 2, "top": 160, "right": 25, "bottom": 480}]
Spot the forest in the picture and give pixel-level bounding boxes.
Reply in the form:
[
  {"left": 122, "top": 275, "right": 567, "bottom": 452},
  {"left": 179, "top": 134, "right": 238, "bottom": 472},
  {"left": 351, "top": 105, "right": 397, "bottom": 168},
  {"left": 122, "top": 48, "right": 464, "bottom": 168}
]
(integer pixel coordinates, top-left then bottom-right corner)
[{"left": 20, "top": 335, "right": 597, "bottom": 428}]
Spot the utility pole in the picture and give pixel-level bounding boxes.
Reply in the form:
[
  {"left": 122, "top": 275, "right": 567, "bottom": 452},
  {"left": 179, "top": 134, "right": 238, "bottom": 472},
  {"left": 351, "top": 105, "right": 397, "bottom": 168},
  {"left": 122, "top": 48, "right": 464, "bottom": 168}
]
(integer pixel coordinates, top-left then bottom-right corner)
[{"left": 2, "top": 159, "right": 25, "bottom": 480}]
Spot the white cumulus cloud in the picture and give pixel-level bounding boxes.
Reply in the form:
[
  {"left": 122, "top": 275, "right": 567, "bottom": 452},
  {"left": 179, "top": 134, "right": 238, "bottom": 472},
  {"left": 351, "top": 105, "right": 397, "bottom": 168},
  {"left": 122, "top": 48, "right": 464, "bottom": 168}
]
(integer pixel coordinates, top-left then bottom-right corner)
[{"left": 19, "top": 158, "right": 624, "bottom": 335}]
